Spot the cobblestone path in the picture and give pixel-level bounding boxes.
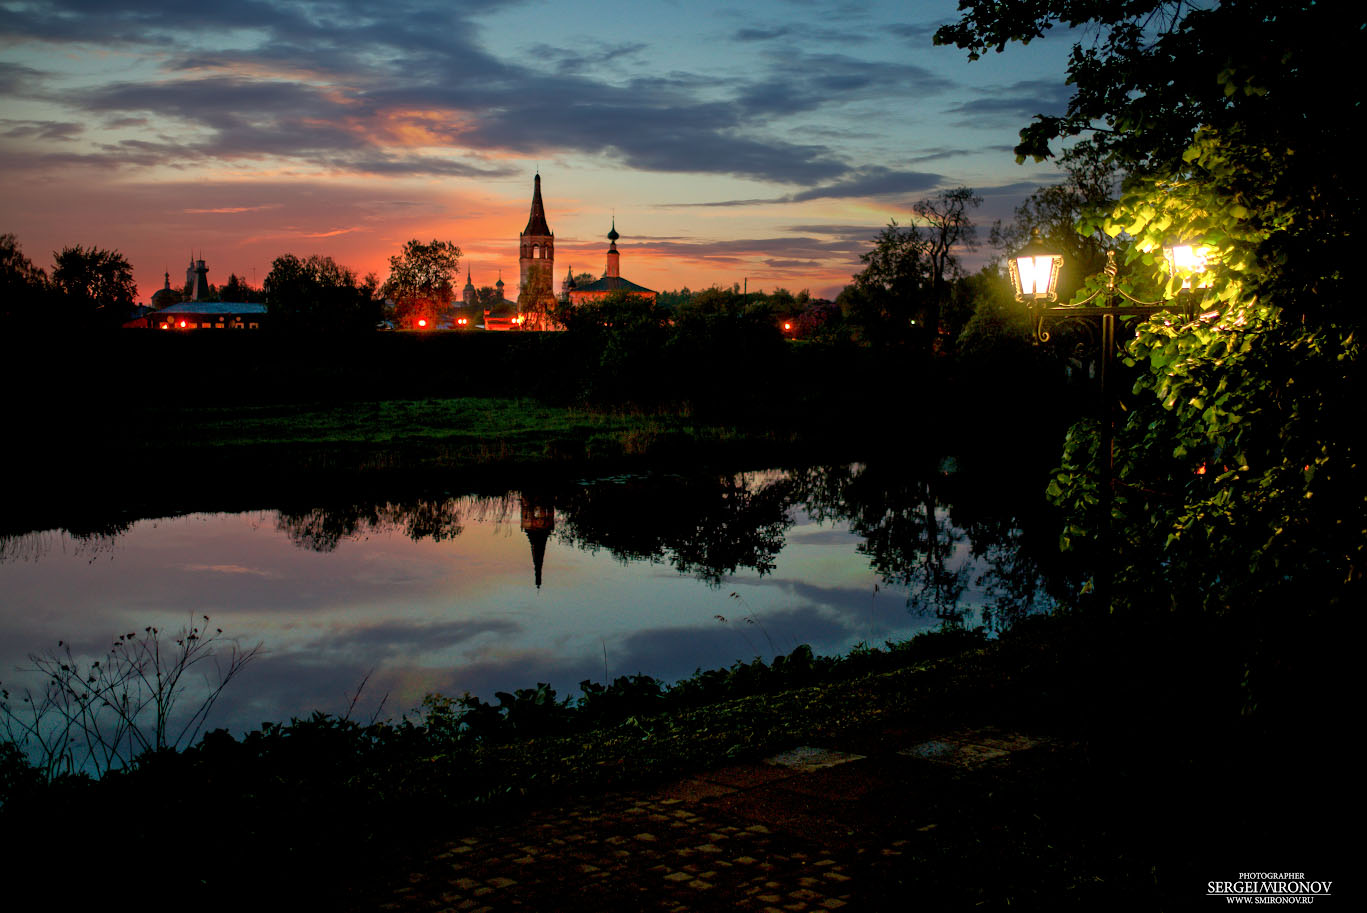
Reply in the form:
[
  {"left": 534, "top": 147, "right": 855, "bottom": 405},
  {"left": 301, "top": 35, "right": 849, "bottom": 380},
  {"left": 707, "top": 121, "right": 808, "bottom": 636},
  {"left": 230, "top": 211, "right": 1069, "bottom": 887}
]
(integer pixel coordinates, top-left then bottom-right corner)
[{"left": 378, "top": 730, "right": 1050, "bottom": 912}]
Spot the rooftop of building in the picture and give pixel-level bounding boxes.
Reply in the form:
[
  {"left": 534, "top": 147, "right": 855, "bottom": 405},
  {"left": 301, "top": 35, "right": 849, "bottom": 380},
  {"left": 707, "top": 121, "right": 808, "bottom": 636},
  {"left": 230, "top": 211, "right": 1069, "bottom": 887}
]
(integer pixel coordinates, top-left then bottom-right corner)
[
  {"left": 572, "top": 275, "right": 656, "bottom": 295},
  {"left": 156, "top": 301, "right": 268, "bottom": 315}
]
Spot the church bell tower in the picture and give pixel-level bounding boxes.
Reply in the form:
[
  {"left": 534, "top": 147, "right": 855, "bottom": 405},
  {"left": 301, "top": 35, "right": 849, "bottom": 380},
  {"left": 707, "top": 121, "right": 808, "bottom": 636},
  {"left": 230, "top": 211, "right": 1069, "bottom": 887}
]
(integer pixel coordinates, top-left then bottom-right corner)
[{"left": 518, "top": 173, "right": 555, "bottom": 309}]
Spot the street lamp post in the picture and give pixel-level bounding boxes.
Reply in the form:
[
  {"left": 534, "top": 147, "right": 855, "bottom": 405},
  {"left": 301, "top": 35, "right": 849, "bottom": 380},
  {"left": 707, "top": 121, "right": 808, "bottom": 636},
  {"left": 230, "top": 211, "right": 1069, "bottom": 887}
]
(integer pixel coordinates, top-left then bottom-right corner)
[{"left": 1010, "top": 233, "right": 1204, "bottom": 611}]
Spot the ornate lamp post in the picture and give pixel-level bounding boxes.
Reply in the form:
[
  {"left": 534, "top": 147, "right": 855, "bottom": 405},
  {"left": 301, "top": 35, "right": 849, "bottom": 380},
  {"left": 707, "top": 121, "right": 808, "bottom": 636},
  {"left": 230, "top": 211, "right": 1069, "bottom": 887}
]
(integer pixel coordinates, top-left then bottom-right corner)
[{"left": 1009, "top": 233, "right": 1206, "bottom": 610}]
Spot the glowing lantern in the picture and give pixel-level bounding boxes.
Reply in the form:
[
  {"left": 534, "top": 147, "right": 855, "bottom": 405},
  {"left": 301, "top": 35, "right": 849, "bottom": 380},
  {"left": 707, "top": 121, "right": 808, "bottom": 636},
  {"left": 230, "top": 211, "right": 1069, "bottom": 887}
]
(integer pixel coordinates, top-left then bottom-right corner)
[
  {"left": 1008, "top": 230, "right": 1064, "bottom": 302},
  {"left": 1163, "top": 243, "right": 1211, "bottom": 290}
]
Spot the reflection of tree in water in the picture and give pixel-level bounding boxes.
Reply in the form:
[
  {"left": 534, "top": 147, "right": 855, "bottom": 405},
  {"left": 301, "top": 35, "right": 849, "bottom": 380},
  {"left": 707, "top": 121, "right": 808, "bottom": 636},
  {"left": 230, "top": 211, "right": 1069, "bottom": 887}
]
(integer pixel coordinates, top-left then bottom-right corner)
[
  {"left": 0, "top": 526, "right": 127, "bottom": 564},
  {"left": 275, "top": 496, "right": 517, "bottom": 552},
  {"left": 555, "top": 472, "right": 795, "bottom": 585},
  {"left": 792, "top": 461, "right": 1068, "bottom": 628},
  {"left": 944, "top": 475, "right": 1071, "bottom": 630},
  {"left": 792, "top": 463, "right": 967, "bottom": 620},
  {"left": 966, "top": 527, "right": 1057, "bottom": 629},
  {"left": 273, "top": 475, "right": 795, "bottom": 585},
  {"left": 5, "top": 464, "right": 1066, "bottom": 624}
]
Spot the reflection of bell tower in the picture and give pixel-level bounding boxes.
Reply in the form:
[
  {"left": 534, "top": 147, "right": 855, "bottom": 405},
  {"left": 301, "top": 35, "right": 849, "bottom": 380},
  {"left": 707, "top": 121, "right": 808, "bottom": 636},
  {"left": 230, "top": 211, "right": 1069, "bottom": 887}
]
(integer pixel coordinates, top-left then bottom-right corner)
[{"left": 520, "top": 494, "right": 555, "bottom": 589}]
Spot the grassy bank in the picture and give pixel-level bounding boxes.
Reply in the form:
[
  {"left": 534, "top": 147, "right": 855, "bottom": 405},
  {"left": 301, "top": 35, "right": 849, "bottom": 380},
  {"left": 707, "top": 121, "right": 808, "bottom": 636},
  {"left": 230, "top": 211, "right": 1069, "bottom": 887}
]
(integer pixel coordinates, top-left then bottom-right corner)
[
  {"left": 4, "top": 328, "right": 1081, "bottom": 540},
  {"left": 0, "top": 611, "right": 1344, "bottom": 910},
  {"left": 116, "top": 397, "right": 796, "bottom": 471}
]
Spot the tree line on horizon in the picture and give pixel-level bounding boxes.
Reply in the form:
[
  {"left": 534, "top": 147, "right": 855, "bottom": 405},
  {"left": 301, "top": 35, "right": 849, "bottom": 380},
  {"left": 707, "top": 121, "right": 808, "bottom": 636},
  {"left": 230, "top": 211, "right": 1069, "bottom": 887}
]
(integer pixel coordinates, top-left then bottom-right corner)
[{"left": 2, "top": 172, "right": 1086, "bottom": 356}]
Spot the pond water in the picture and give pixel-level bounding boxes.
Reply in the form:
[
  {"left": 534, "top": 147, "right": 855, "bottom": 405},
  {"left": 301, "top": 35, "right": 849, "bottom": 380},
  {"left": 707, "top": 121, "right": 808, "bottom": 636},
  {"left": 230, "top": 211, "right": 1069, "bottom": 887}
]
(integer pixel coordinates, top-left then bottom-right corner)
[{"left": 0, "top": 462, "right": 1063, "bottom": 738}]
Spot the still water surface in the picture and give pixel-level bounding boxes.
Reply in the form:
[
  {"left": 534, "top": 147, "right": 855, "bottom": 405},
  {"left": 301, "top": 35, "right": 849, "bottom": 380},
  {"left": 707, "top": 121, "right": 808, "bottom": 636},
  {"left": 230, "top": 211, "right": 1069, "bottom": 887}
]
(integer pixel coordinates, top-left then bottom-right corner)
[{"left": 0, "top": 463, "right": 1059, "bottom": 736}]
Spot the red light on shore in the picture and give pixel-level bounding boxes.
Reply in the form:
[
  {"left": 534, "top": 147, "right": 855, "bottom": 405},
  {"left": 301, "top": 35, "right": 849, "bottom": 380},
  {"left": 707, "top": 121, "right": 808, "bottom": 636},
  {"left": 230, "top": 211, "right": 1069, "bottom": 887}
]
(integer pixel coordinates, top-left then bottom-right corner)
[
  {"left": 783, "top": 321, "right": 792, "bottom": 331},
  {"left": 179, "top": 320, "right": 187, "bottom": 328},
  {"left": 417, "top": 318, "right": 427, "bottom": 328},
  {"left": 457, "top": 317, "right": 467, "bottom": 326}
]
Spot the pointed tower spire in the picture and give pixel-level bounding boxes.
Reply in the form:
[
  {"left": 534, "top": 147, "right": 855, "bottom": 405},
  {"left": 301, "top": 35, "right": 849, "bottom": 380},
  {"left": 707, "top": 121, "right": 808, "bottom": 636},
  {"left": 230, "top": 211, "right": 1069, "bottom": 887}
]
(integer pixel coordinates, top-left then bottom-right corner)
[{"left": 523, "top": 173, "right": 551, "bottom": 236}]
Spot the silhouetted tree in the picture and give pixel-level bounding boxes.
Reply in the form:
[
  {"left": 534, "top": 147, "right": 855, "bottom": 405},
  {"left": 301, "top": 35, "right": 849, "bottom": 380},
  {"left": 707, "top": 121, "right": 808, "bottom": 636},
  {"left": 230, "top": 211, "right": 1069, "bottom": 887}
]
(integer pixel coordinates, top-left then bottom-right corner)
[
  {"left": 560, "top": 291, "right": 672, "bottom": 400},
  {"left": 382, "top": 239, "right": 460, "bottom": 329},
  {"left": 219, "top": 273, "right": 263, "bottom": 303},
  {"left": 850, "top": 187, "right": 981, "bottom": 350},
  {"left": 472, "top": 286, "right": 504, "bottom": 311},
  {"left": 50, "top": 244, "right": 137, "bottom": 328},
  {"left": 0, "top": 233, "right": 50, "bottom": 327},
  {"left": 264, "top": 254, "right": 379, "bottom": 334}
]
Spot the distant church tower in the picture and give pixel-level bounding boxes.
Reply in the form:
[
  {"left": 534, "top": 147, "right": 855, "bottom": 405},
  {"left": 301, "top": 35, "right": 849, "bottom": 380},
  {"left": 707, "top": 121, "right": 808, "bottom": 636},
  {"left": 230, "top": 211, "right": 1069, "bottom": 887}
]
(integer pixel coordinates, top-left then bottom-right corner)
[
  {"left": 518, "top": 173, "right": 554, "bottom": 308},
  {"left": 604, "top": 219, "right": 621, "bottom": 278},
  {"left": 462, "top": 266, "right": 476, "bottom": 306},
  {"left": 561, "top": 264, "right": 576, "bottom": 303},
  {"left": 189, "top": 258, "right": 209, "bottom": 301}
]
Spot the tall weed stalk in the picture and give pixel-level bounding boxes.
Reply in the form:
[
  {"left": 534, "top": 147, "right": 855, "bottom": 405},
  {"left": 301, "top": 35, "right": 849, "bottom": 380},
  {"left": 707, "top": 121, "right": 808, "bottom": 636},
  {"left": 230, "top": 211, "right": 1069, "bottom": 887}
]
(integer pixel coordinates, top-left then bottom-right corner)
[{"left": 0, "top": 616, "right": 259, "bottom": 780}]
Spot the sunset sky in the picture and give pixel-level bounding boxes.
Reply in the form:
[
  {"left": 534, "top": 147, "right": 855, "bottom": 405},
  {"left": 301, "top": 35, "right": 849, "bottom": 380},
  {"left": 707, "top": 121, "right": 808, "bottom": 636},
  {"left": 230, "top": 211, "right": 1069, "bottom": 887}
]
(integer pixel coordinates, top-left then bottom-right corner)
[{"left": 1, "top": 0, "right": 1076, "bottom": 303}]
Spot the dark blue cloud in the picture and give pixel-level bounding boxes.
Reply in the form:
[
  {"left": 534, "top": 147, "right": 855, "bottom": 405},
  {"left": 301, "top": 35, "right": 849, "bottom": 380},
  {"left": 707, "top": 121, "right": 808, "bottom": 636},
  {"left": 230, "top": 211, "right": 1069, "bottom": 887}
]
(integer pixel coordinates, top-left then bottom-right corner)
[
  {"left": 0, "top": 119, "right": 83, "bottom": 141},
  {"left": 0, "top": 0, "right": 964, "bottom": 186},
  {"left": 942, "top": 78, "right": 1073, "bottom": 128},
  {"left": 659, "top": 167, "right": 945, "bottom": 207},
  {"left": 2, "top": 0, "right": 907, "bottom": 183}
]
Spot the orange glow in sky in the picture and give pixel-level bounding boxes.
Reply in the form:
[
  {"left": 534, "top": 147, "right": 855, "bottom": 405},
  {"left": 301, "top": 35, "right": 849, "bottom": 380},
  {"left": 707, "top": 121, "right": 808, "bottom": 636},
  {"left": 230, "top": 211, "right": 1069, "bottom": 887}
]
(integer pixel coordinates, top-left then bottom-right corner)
[{"left": 0, "top": 1, "right": 1074, "bottom": 305}]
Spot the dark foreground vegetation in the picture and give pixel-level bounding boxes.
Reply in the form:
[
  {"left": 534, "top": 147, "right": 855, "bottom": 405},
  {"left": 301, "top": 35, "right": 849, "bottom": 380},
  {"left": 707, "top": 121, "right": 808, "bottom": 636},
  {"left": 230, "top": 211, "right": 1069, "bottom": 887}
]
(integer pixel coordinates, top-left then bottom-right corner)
[{"left": 0, "top": 611, "right": 1345, "bottom": 911}]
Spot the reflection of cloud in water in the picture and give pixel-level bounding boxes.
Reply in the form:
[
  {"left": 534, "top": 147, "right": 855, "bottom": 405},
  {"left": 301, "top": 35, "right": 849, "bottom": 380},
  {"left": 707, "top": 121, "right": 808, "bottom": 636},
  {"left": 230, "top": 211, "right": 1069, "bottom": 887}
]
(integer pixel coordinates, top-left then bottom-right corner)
[
  {"left": 786, "top": 527, "right": 861, "bottom": 547},
  {"left": 304, "top": 617, "right": 522, "bottom": 660},
  {"left": 210, "top": 604, "right": 867, "bottom": 734},
  {"left": 212, "top": 651, "right": 381, "bottom": 729},
  {"left": 428, "top": 649, "right": 605, "bottom": 704},
  {"left": 732, "top": 577, "right": 879, "bottom": 616},
  {"left": 183, "top": 563, "right": 279, "bottom": 578},
  {"left": 609, "top": 604, "right": 852, "bottom": 682}
]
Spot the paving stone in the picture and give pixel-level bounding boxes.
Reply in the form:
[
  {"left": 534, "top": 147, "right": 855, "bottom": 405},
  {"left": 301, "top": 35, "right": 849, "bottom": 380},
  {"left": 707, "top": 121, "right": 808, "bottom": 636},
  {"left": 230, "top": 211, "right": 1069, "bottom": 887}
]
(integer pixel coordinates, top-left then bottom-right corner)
[
  {"left": 372, "top": 730, "right": 1053, "bottom": 913},
  {"left": 900, "top": 739, "right": 958, "bottom": 762},
  {"left": 763, "top": 746, "right": 866, "bottom": 772}
]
